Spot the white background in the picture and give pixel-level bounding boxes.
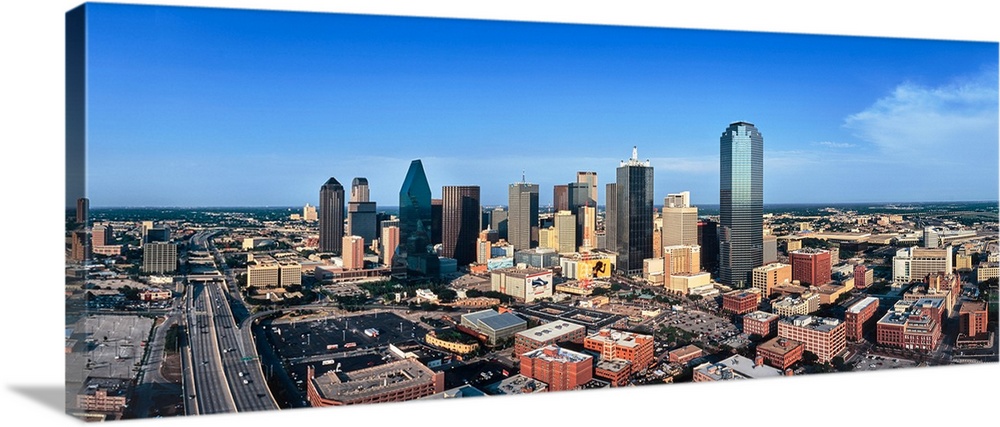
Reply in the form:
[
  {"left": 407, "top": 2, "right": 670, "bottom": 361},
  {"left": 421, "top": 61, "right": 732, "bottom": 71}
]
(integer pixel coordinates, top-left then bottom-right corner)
[{"left": 1, "top": 1, "right": 997, "bottom": 426}]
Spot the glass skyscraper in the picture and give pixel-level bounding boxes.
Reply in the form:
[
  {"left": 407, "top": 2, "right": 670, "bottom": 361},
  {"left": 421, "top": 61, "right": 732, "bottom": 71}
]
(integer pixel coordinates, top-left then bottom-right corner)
[
  {"left": 399, "top": 160, "right": 439, "bottom": 279},
  {"left": 319, "top": 177, "right": 345, "bottom": 254},
  {"left": 508, "top": 181, "right": 539, "bottom": 250},
  {"left": 719, "top": 121, "right": 764, "bottom": 287},
  {"left": 616, "top": 146, "right": 654, "bottom": 276}
]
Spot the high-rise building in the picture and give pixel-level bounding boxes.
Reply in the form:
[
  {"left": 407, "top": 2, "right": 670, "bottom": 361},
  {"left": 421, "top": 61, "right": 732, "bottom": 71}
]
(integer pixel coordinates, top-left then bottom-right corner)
[
  {"left": 142, "top": 242, "right": 177, "bottom": 274},
  {"left": 576, "top": 171, "right": 598, "bottom": 207},
  {"left": 577, "top": 206, "right": 596, "bottom": 251},
  {"left": 616, "top": 146, "right": 654, "bottom": 276},
  {"left": 76, "top": 197, "right": 89, "bottom": 225},
  {"left": 553, "top": 185, "right": 569, "bottom": 212},
  {"left": 697, "top": 219, "right": 719, "bottom": 274},
  {"left": 139, "top": 220, "right": 154, "bottom": 247},
  {"left": 431, "top": 198, "right": 443, "bottom": 246},
  {"left": 319, "top": 177, "right": 345, "bottom": 254},
  {"left": 893, "top": 246, "right": 953, "bottom": 284},
  {"left": 603, "top": 183, "right": 618, "bottom": 253},
  {"left": 441, "top": 186, "right": 481, "bottom": 266},
  {"left": 663, "top": 245, "right": 701, "bottom": 276},
  {"left": 92, "top": 224, "right": 111, "bottom": 246},
  {"left": 663, "top": 191, "right": 698, "bottom": 247},
  {"left": 508, "top": 180, "right": 539, "bottom": 251},
  {"left": 70, "top": 230, "right": 90, "bottom": 262},
  {"left": 719, "top": 121, "right": 764, "bottom": 287},
  {"left": 752, "top": 263, "right": 792, "bottom": 297},
  {"left": 347, "top": 177, "right": 377, "bottom": 244},
  {"left": 303, "top": 203, "right": 318, "bottom": 222},
  {"left": 381, "top": 225, "right": 400, "bottom": 268},
  {"left": 790, "top": 248, "right": 832, "bottom": 286},
  {"left": 399, "top": 160, "right": 439, "bottom": 278},
  {"left": 554, "top": 211, "right": 577, "bottom": 254},
  {"left": 490, "top": 207, "right": 508, "bottom": 240},
  {"left": 342, "top": 235, "right": 365, "bottom": 270}
]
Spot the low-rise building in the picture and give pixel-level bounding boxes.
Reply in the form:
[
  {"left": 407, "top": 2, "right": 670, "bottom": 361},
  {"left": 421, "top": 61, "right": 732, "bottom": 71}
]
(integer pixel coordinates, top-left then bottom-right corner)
[
  {"left": 513, "top": 321, "right": 587, "bottom": 357},
  {"left": 668, "top": 344, "right": 704, "bottom": 365},
  {"left": 306, "top": 358, "right": 444, "bottom": 406},
  {"left": 876, "top": 300, "right": 941, "bottom": 351},
  {"left": 692, "top": 355, "right": 785, "bottom": 382},
  {"left": 594, "top": 359, "right": 632, "bottom": 387},
  {"left": 491, "top": 265, "right": 553, "bottom": 303},
  {"left": 772, "top": 293, "right": 820, "bottom": 317},
  {"left": 722, "top": 289, "right": 761, "bottom": 315},
  {"left": 756, "top": 337, "right": 803, "bottom": 370},
  {"left": 75, "top": 378, "right": 130, "bottom": 417},
  {"left": 668, "top": 272, "right": 712, "bottom": 295},
  {"left": 519, "top": 345, "right": 593, "bottom": 392},
  {"left": 742, "top": 311, "right": 779, "bottom": 339},
  {"left": 459, "top": 309, "right": 528, "bottom": 346},
  {"left": 584, "top": 329, "right": 655, "bottom": 372},
  {"left": 845, "top": 297, "right": 879, "bottom": 342},
  {"left": 483, "top": 374, "right": 547, "bottom": 395},
  {"left": 777, "top": 315, "right": 846, "bottom": 363}
]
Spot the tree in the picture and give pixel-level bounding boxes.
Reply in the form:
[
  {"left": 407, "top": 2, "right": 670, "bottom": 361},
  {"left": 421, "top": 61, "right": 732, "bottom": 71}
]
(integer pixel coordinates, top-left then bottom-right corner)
[{"left": 801, "top": 350, "right": 820, "bottom": 365}]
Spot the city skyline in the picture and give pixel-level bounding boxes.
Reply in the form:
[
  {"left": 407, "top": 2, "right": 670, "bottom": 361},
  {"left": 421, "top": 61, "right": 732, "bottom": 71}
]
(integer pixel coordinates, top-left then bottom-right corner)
[{"left": 77, "top": 3, "right": 998, "bottom": 208}]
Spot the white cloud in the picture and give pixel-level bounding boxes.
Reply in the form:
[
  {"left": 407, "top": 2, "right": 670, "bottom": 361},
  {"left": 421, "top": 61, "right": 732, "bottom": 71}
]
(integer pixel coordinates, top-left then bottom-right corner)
[
  {"left": 814, "top": 141, "right": 856, "bottom": 149},
  {"left": 844, "top": 69, "right": 998, "bottom": 164}
]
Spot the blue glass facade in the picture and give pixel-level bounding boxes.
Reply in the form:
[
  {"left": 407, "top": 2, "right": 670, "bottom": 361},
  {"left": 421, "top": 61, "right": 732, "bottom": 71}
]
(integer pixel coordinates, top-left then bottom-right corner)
[
  {"left": 719, "top": 122, "right": 764, "bottom": 287},
  {"left": 399, "top": 160, "right": 439, "bottom": 278},
  {"left": 616, "top": 149, "right": 654, "bottom": 276}
]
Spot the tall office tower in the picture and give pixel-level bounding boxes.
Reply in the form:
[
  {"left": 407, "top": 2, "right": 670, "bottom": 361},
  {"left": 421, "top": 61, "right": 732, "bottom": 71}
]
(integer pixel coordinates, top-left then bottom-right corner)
[
  {"left": 663, "top": 191, "right": 698, "bottom": 247},
  {"left": 508, "top": 179, "right": 540, "bottom": 250},
  {"left": 350, "top": 177, "right": 370, "bottom": 202},
  {"left": 554, "top": 210, "right": 577, "bottom": 254},
  {"left": 399, "top": 160, "right": 439, "bottom": 278},
  {"left": 347, "top": 177, "right": 377, "bottom": 244},
  {"left": 577, "top": 206, "right": 597, "bottom": 251},
  {"left": 140, "top": 220, "right": 154, "bottom": 247},
  {"left": 431, "top": 198, "right": 443, "bottom": 245},
  {"left": 76, "top": 197, "right": 89, "bottom": 225},
  {"left": 576, "top": 171, "right": 598, "bottom": 207},
  {"left": 698, "top": 219, "right": 720, "bottom": 274},
  {"left": 303, "top": 203, "right": 318, "bottom": 222},
  {"left": 491, "top": 207, "right": 508, "bottom": 240},
  {"left": 616, "top": 146, "right": 654, "bottom": 276},
  {"left": 553, "top": 185, "right": 569, "bottom": 212},
  {"left": 319, "top": 177, "right": 345, "bottom": 254},
  {"left": 568, "top": 181, "right": 593, "bottom": 247},
  {"left": 441, "top": 186, "right": 481, "bottom": 266},
  {"left": 70, "top": 230, "right": 90, "bottom": 261},
  {"left": 342, "top": 235, "right": 365, "bottom": 270},
  {"left": 719, "top": 121, "right": 764, "bottom": 287},
  {"left": 142, "top": 242, "right": 177, "bottom": 273},
  {"left": 604, "top": 183, "right": 618, "bottom": 252},
  {"left": 381, "top": 226, "right": 400, "bottom": 268}
]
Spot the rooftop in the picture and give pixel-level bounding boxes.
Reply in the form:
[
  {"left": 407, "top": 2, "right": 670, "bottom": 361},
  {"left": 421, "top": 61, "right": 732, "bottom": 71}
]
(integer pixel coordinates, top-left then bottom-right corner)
[
  {"left": 484, "top": 374, "right": 548, "bottom": 395},
  {"left": 744, "top": 311, "right": 779, "bottom": 322},
  {"left": 517, "top": 320, "right": 586, "bottom": 342},
  {"left": 695, "top": 355, "right": 783, "bottom": 380},
  {"left": 477, "top": 312, "right": 527, "bottom": 332},
  {"left": 522, "top": 345, "right": 592, "bottom": 363},
  {"left": 310, "top": 358, "right": 437, "bottom": 402},
  {"left": 595, "top": 359, "right": 631, "bottom": 372},
  {"left": 586, "top": 329, "right": 652, "bottom": 348},
  {"left": 782, "top": 315, "right": 842, "bottom": 333},
  {"left": 847, "top": 297, "right": 879, "bottom": 314},
  {"left": 757, "top": 337, "right": 803, "bottom": 355}
]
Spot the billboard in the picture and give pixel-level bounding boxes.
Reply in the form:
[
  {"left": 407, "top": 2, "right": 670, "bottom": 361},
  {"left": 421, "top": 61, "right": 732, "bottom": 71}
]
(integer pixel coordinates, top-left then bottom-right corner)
[
  {"left": 579, "top": 259, "right": 612, "bottom": 278},
  {"left": 487, "top": 256, "right": 514, "bottom": 271}
]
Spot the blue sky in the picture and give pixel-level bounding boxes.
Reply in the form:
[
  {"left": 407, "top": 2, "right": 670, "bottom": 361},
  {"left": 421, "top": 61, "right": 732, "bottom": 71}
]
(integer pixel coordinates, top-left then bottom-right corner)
[{"left": 83, "top": 3, "right": 999, "bottom": 207}]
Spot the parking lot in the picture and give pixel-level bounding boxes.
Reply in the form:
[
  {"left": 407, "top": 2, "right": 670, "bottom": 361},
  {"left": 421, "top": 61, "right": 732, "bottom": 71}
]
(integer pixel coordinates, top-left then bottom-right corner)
[
  {"left": 266, "top": 311, "right": 429, "bottom": 361},
  {"left": 853, "top": 354, "right": 917, "bottom": 371},
  {"left": 652, "top": 308, "right": 742, "bottom": 343}
]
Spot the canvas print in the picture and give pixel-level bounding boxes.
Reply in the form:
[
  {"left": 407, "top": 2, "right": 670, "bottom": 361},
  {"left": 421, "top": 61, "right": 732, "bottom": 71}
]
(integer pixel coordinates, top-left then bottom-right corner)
[{"left": 64, "top": 2, "right": 999, "bottom": 421}]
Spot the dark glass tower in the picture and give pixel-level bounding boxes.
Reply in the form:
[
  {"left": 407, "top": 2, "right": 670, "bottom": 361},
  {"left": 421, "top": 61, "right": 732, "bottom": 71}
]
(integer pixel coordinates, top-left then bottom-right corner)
[
  {"left": 616, "top": 147, "right": 654, "bottom": 276},
  {"left": 319, "top": 177, "right": 345, "bottom": 253},
  {"left": 399, "top": 160, "right": 439, "bottom": 278},
  {"left": 347, "top": 177, "right": 377, "bottom": 244},
  {"left": 604, "top": 183, "right": 617, "bottom": 252},
  {"left": 719, "top": 121, "right": 764, "bottom": 287},
  {"left": 441, "top": 186, "right": 481, "bottom": 266}
]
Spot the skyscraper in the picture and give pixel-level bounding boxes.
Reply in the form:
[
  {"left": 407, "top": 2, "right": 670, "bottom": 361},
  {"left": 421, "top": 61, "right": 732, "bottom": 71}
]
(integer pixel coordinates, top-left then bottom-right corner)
[
  {"left": 441, "top": 186, "right": 481, "bottom": 266},
  {"left": 431, "top": 198, "right": 443, "bottom": 245},
  {"left": 554, "top": 210, "right": 577, "bottom": 254},
  {"left": 508, "top": 179, "right": 539, "bottom": 251},
  {"left": 616, "top": 146, "right": 654, "bottom": 276},
  {"left": 604, "top": 183, "right": 618, "bottom": 252},
  {"left": 662, "top": 191, "right": 698, "bottom": 247},
  {"left": 553, "top": 185, "right": 569, "bottom": 213},
  {"left": 399, "top": 160, "right": 438, "bottom": 278},
  {"left": 576, "top": 171, "right": 598, "bottom": 207},
  {"left": 490, "top": 207, "right": 508, "bottom": 240},
  {"left": 347, "top": 177, "right": 377, "bottom": 244},
  {"left": 342, "top": 235, "right": 365, "bottom": 270},
  {"left": 75, "top": 197, "right": 89, "bottom": 225},
  {"left": 719, "top": 121, "right": 764, "bottom": 287},
  {"left": 319, "top": 177, "right": 345, "bottom": 254}
]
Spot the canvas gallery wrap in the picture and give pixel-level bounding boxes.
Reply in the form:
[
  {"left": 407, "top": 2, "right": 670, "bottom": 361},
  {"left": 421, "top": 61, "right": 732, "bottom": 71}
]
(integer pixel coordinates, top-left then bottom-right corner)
[{"left": 64, "top": 1, "right": 999, "bottom": 423}]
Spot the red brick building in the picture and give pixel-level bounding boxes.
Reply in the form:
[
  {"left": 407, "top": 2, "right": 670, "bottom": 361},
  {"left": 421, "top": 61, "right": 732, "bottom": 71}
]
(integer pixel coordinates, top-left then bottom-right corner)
[
  {"left": 519, "top": 345, "right": 593, "bottom": 392},
  {"left": 594, "top": 359, "right": 632, "bottom": 387},
  {"left": 668, "top": 344, "right": 703, "bottom": 365},
  {"left": 790, "top": 248, "right": 832, "bottom": 286},
  {"left": 742, "top": 311, "right": 779, "bottom": 339},
  {"left": 756, "top": 337, "right": 804, "bottom": 370},
  {"left": 777, "top": 315, "right": 846, "bottom": 363},
  {"left": 876, "top": 301, "right": 942, "bottom": 351},
  {"left": 958, "top": 301, "right": 988, "bottom": 337},
  {"left": 845, "top": 297, "right": 879, "bottom": 341},
  {"left": 722, "top": 289, "right": 761, "bottom": 315},
  {"left": 584, "top": 329, "right": 655, "bottom": 372},
  {"left": 854, "top": 264, "right": 873, "bottom": 289}
]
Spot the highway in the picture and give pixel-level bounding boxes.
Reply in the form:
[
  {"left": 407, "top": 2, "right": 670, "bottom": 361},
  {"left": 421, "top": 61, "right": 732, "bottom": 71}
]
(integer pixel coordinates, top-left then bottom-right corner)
[{"left": 182, "top": 230, "right": 279, "bottom": 415}]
